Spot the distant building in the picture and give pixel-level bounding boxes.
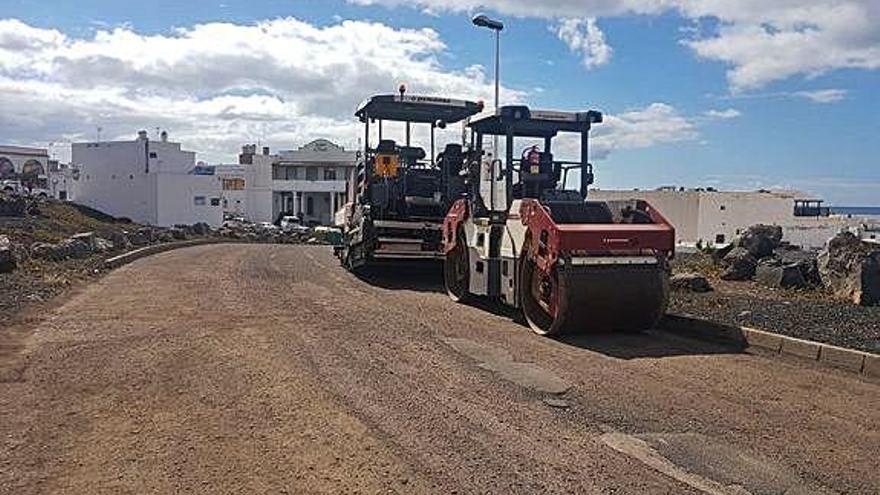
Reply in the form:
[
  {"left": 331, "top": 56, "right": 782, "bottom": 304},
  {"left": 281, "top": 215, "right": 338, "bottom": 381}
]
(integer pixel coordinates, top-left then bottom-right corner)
[
  {"left": 0, "top": 145, "right": 50, "bottom": 194},
  {"left": 217, "top": 139, "right": 357, "bottom": 225},
  {"left": 589, "top": 188, "right": 860, "bottom": 249},
  {"left": 72, "top": 131, "right": 222, "bottom": 227}
]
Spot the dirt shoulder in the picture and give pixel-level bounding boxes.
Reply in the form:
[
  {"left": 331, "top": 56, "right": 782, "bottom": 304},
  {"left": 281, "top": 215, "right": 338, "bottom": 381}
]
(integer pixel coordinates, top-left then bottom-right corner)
[{"left": 671, "top": 253, "right": 880, "bottom": 353}]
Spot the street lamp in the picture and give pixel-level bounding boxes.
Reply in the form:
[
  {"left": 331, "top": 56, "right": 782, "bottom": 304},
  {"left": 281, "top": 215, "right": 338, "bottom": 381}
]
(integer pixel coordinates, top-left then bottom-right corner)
[
  {"left": 472, "top": 14, "right": 504, "bottom": 159},
  {"left": 471, "top": 14, "right": 504, "bottom": 114}
]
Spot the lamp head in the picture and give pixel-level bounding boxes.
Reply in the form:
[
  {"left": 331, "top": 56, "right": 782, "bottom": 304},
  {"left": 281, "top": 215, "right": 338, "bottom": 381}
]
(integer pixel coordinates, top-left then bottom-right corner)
[{"left": 472, "top": 14, "right": 504, "bottom": 31}]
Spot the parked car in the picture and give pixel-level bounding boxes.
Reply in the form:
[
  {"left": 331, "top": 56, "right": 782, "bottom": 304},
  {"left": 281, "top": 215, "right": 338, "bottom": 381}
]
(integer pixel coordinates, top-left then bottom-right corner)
[
  {"left": 1, "top": 180, "right": 49, "bottom": 197},
  {"left": 280, "top": 215, "right": 310, "bottom": 234}
]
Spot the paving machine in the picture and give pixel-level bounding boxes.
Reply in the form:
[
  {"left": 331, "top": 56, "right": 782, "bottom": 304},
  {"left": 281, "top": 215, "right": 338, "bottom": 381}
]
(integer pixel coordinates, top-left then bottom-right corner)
[
  {"left": 337, "top": 90, "right": 484, "bottom": 269},
  {"left": 442, "top": 105, "right": 675, "bottom": 335}
]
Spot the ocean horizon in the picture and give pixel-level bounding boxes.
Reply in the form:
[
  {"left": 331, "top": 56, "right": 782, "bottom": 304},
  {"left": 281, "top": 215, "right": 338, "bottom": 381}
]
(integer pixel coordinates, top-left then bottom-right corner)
[{"left": 831, "top": 206, "right": 880, "bottom": 221}]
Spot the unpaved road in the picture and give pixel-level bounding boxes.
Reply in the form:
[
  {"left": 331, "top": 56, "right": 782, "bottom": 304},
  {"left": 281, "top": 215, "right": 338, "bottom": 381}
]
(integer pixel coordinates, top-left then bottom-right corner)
[{"left": 1, "top": 244, "right": 878, "bottom": 494}]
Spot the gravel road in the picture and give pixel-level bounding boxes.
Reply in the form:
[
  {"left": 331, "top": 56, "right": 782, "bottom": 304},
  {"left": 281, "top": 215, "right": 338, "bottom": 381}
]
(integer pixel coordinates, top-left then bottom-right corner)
[{"left": 1, "top": 244, "right": 878, "bottom": 494}]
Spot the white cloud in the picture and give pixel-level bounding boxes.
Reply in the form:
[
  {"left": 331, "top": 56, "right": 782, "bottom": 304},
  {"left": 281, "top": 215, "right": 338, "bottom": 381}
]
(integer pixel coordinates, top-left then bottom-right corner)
[
  {"left": 0, "top": 17, "right": 522, "bottom": 162},
  {"left": 0, "top": 18, "right": 701, "bottom": 163},
  {"left": 704, "top": 108, "right": 741, "bottom": 119},
  {"left": 349, "top": 0, "right": 880, "bottom": 90},
  {"left": 591, "top": 103, "right": 698, "bottom": 159},
  {"left": 555, "top": 18, "right": 612, "bottom": 69},
  {"left": 718, "top": 88, "right": 848, "bottom": 105},
  {"left": 793, "top": 89, "right": 847, "bottom": 104}
]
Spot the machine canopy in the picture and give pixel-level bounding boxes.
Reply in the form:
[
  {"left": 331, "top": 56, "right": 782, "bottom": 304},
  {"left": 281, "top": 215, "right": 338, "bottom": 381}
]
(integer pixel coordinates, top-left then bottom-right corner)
[
  {"left": 356, "top": 94, "right": 484, "bottom": 124},
  {"left": 468, "top": 106, "right": 603, "bottom": 138}
]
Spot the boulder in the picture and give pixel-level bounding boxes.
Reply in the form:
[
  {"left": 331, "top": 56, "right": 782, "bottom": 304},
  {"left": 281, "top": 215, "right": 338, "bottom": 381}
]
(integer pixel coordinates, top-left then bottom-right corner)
[
  {"left": 670, "top": 273, "right": 713, "bottom": 292},
  {"left": 94, "top": 237, "right": 115, "bottom": 252},
  {"left": 191, "top": 222, "right": 211, "bottom": 236},
  {"left": 0, "top": 194, "right": 28, "bottom": 217},
  {"left": 773, "top": 247, "right": 822, "bottom": 287},
  {"left": 169, "top": 227, "right": 189, "bottom": 240},
  {"left": 754, "top": 259, "right": 808, "bottom": 289},
  {"left": 103, "top": 231, "right": 131, "bottom": 251},
  {"left": 0, "top": 235, "right": 15, "bottom": 273},
  {"left": 818, "top": 232, "right": 880, "bottom": 306},
  {"left": 737, "top": 224, "right": 783, "bottom": 259},
  {"left": 71, "top": 232, "right": 99, "bottom": 251},
  {"left": 59, "top": 238, "right": 91, "bottom": 259},
  {"left": 721, "top": 247, "right": 757, "bottom": 281},
  {"left": 31, "top": 242, "right": 61, "bottom": 261},
  {"left": 126, "top": 230, "right": 150, "bottom": 246}
]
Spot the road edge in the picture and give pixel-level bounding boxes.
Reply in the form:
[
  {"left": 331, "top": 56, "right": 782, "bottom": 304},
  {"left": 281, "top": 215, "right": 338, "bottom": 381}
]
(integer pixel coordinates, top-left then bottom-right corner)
[
  {"left": 104, "top": 238, "right": 237, "bottom": 269},
  {"left": 661, "top": 314, "right": 879, "bottom": 379}
]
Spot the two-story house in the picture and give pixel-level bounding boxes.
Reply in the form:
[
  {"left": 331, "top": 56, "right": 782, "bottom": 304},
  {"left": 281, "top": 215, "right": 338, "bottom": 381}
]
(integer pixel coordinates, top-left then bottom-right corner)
[{"left": 228, "top": 139, "right": 357, "bottom": 225}]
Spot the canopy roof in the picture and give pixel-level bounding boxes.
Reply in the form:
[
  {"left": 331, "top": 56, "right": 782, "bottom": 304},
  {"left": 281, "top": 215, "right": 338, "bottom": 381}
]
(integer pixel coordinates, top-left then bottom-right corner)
[
  {"left": 468, "top": 106, "right": 603, "bottom": 138},
  {"left": 356, "top": 94, "right": 484, "bottom": 124}
]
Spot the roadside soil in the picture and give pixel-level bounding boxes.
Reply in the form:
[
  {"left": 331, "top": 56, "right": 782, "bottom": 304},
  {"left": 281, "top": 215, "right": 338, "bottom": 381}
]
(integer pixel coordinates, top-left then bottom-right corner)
[
  {"left": 1, "top": 244, "right": 877, "bottom": 494},
  {"left": 671, "top": 253, "right": 880, "bottom": 353}
]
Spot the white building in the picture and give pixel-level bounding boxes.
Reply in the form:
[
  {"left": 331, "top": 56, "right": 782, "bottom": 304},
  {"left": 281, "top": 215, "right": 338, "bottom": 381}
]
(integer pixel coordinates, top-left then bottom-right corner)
[
  {"left": 590, "top": 188, "right": 860, "bottom": 250},
  {"left": 217, "top": 139, "right": 357, "bottom": 225},
  {"left": 0, "top": 145, "right": 50, "bottom": 194},
  {"left": 72, "top": 131, "right": 223, "bottom": 227}
]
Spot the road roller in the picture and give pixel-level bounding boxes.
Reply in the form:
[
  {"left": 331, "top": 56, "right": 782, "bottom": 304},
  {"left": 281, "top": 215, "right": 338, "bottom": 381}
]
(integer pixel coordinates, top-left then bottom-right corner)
[{"left": 442, "top": 105, "right": 675, "bottom": 335}]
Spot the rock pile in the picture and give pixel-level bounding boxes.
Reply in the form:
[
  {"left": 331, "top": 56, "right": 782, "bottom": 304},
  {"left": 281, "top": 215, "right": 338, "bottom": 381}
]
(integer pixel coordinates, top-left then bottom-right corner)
[
  {"left": 818, "top": 232, "right": 880, "bottom": 306},
  {"left": 31, "top": 233, "right": 113, "bottom": 262},
  {"left": 718, "top": 224, "right": 819, "bottom": 290},
  {"left": 216, "top": 222, "right": 315, "bottom": 244},
  {"left": 0, "top": 193, "right": 40, "bottom": 217}
]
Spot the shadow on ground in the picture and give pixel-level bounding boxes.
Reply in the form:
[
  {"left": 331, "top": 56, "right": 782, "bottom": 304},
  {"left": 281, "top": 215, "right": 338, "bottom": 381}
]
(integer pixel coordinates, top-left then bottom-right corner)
[
  {"left": 354, "top": 261, "right": 744, "bottom": 359},
  {"left": 353, "top": 260, "right": 446, "bottom": 293},
  {"left": 556, "top": 329, "right": 745, "bottom": 360}
]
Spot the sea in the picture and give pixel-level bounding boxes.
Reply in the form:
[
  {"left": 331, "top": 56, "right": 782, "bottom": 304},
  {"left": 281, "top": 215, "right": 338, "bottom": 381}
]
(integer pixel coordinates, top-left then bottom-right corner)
[{"left": 831, "top": 206, "right": 880, "bottom": 222}]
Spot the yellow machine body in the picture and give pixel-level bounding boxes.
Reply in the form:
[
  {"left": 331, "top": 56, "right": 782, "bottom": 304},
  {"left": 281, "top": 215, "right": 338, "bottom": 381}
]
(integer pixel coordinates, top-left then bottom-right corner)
[{"left": 374, "top": 153, "right": 400, "bottom": 178}]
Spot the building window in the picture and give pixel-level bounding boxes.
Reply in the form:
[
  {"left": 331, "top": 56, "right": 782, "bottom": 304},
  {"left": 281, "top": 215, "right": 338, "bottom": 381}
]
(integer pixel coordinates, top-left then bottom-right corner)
[
  {"left": 715, "top": 234, "right": 726, "bottom": 244},
  {"left": 324, "top": 168, "right": 336, "bottom": 180},
  {"left": 194, "top": 196, "right": 206, "bottom": 206},
  {"left": 222, "top": 178, "right": 245, "bottom": 190},
  {"left": 149, "top": 152, "right": 157, "bottom": 158},
  {"left": 306, "top": 167, "right": 318, "bottom": 181},
  {"left": 210, "top": 197, "right": 221, "bottom": 206},
  {"left": 306, "top": 196, "right": 314, "bottom": 215}
]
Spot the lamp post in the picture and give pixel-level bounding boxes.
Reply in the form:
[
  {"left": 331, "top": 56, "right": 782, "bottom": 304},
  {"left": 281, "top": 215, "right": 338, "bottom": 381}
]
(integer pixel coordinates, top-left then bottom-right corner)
[{"left": 472, "top": 14, "right": 504, "bottom": 158}]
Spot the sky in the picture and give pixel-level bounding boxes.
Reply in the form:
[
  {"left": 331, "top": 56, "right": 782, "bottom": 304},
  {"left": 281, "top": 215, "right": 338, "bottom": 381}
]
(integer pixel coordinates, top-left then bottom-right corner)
[{"left": 0, "top": 0, "right": 878, "bottom": 205}]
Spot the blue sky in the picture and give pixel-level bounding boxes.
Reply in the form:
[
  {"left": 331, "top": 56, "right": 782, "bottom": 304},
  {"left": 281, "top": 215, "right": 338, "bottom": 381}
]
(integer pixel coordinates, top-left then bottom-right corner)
[{"left": 1, "top": 0, "right": 878, "bottom": 205}]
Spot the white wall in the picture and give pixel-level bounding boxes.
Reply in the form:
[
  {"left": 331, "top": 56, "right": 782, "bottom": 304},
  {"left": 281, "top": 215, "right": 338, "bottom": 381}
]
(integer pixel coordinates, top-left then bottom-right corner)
[
  {"left": 73, "top": 136, "right": 220, "bottom": 227},
  {"left": 589, "top": 189, "right": 855, "bottom": 249},
  {"left": 155, "top": 174, "right": 223, "bottom": 227},
  {"left": 73, "top": 140, "right": 156, "bottom": 223}
]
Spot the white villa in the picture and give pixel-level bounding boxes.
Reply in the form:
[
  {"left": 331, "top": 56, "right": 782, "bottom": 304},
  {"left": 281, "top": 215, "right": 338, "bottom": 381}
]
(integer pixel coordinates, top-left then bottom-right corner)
[{"left": 218, "top": 139, "right": 357, "bottom": 225}]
